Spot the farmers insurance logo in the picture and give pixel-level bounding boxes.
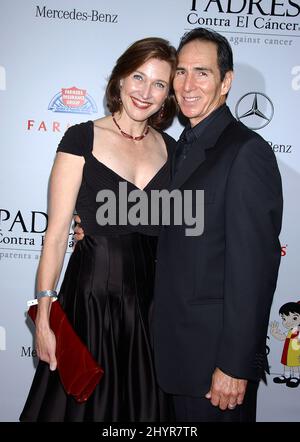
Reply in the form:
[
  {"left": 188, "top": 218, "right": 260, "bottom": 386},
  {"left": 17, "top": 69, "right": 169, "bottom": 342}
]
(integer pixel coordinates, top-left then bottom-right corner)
[
  {"left": 187, "top": 1, "right": 300, "bottom": 32},
  {"left": 235, "top": 92, "right": 274, "bottom": 130},
  {"left": 48, "top": 86, "right": 97, "bottom": 114}
]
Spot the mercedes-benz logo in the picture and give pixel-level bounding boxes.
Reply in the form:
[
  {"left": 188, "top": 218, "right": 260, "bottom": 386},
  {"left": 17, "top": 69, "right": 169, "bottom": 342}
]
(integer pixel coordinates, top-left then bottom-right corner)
[{"left": 235, "top": 92, "right": 274, "bottom": 130}]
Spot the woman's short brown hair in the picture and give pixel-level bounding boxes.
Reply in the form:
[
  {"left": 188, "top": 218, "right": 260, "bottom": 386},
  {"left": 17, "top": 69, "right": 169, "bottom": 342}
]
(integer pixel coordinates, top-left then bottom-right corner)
[{"left": 106, "top": 37, "right": 177, "bottom": 129}]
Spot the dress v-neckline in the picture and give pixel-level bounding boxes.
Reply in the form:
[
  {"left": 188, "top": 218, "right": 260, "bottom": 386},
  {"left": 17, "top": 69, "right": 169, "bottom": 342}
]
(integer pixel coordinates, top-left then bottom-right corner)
[
  {"left": 89, "top": 121, "right": 169, "bottom": 191},
  {"left": 90, "top": 152, "right": 168, "bottom": 191}
]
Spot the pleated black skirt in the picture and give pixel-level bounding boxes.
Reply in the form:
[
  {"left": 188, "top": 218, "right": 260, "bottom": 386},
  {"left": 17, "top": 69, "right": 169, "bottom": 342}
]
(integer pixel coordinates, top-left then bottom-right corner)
[{"left": 20, "top": 233, "right": 172, "bottom": 422}]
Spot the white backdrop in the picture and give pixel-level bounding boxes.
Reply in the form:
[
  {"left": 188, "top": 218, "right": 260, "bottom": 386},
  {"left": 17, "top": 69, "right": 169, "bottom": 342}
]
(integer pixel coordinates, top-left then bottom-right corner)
[{"left": 0, "top": 0, "right": 299, "bottom": 422}]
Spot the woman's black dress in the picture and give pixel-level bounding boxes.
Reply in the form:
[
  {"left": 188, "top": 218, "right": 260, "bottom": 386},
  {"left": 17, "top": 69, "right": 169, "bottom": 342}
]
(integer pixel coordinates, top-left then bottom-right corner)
[{"left": 19, "top": 121, "right": 176, "bottom": 422}]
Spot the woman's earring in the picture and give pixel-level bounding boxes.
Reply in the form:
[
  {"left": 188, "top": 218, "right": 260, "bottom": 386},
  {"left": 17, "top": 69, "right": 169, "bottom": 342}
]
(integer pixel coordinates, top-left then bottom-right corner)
[
  {"left": 159, "top": 103, "right": 165, "bottom": 118},
  {"left": 119, "top": 81, "right": 123, "bottom": 103}
]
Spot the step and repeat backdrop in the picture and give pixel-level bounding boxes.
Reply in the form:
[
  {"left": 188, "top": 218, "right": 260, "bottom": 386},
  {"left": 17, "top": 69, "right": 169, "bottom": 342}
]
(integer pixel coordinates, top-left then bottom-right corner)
[{"left": 0, "top": 0, "right": 299, "bottom": 422}]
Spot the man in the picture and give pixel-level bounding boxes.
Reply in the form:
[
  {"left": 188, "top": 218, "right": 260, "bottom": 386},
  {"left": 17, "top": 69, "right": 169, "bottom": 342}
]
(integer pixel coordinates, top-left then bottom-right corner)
[{"left": 152, "top": 28, "right": 283, "bottom": 422}]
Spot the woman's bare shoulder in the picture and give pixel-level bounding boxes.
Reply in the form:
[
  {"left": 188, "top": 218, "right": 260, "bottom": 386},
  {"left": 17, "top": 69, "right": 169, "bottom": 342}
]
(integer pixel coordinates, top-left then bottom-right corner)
[{"left": 93, "top": 115, "right": 112, "bottom": 130}]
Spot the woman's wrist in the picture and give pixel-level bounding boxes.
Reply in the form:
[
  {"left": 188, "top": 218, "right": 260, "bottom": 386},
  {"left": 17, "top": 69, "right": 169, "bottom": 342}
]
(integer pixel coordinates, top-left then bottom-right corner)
[
  {"left": 36, "top": 298, "right": 53, "bottom": 327},
  {"left": 36, "top": 290, "right": 57, "bottom": 300}
]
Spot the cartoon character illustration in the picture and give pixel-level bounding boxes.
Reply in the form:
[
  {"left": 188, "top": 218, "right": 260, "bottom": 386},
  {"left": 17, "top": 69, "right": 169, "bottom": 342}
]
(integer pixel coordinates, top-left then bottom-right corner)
[{"left": 270, "top": 301, "right": 300, "bottom": 388}]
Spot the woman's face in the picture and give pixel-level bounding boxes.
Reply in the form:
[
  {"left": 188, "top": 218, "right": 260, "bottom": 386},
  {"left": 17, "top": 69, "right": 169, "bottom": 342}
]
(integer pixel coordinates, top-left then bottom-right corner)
[{"left": 119, "top": 58, "right": 171, "bottom": 122}]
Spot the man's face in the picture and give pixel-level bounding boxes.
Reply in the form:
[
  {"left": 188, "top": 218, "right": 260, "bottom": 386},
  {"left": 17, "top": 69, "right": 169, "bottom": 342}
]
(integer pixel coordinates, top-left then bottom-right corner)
[{"left": 173, "top": 39, "right": 233, "bottom": 127}]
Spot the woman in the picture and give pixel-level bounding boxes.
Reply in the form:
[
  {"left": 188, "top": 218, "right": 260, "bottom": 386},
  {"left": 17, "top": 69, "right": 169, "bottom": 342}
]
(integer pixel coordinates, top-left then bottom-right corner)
[{"left": 20, "top": 37, "right": 177, "bottom": 422}]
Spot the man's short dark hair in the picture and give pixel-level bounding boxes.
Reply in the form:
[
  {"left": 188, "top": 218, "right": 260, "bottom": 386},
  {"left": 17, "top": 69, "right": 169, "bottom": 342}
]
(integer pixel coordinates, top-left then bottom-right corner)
[{"left": 178, "top": 28, "right": 233, "bottom": 80}]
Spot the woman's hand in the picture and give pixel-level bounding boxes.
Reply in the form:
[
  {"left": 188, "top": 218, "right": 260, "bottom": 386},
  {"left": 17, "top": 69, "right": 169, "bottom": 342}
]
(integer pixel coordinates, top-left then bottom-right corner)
[{"left": 36, "top": 323, "right": 57, "bottom": 371}]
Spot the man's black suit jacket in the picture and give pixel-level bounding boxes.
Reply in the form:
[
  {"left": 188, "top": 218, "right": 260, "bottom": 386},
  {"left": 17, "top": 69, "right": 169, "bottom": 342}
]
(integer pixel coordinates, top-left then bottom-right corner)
[{"left": 153, "top": 106, "right": 283, "bottom": 397}]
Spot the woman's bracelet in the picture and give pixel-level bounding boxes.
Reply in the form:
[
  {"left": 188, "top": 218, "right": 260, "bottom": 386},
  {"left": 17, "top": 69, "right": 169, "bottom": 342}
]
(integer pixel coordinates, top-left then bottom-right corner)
[
  {"left": 36, "top": 290, "right": 57, "bottom": 300},
  {"left": 27, "top": 290, "right": 58, "bottom": 307}
]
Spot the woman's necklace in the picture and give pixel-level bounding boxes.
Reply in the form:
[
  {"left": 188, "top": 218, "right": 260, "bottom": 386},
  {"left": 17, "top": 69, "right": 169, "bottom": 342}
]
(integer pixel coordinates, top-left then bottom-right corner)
[{"left": 112, "top": 114, "right": 149, "bottom": 141}]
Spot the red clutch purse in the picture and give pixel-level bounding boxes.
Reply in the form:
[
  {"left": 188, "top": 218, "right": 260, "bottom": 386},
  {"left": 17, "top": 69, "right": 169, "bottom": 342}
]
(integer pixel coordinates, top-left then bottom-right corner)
[{"left": 28, "top": 300, "right": 104, "bottom": 403}]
